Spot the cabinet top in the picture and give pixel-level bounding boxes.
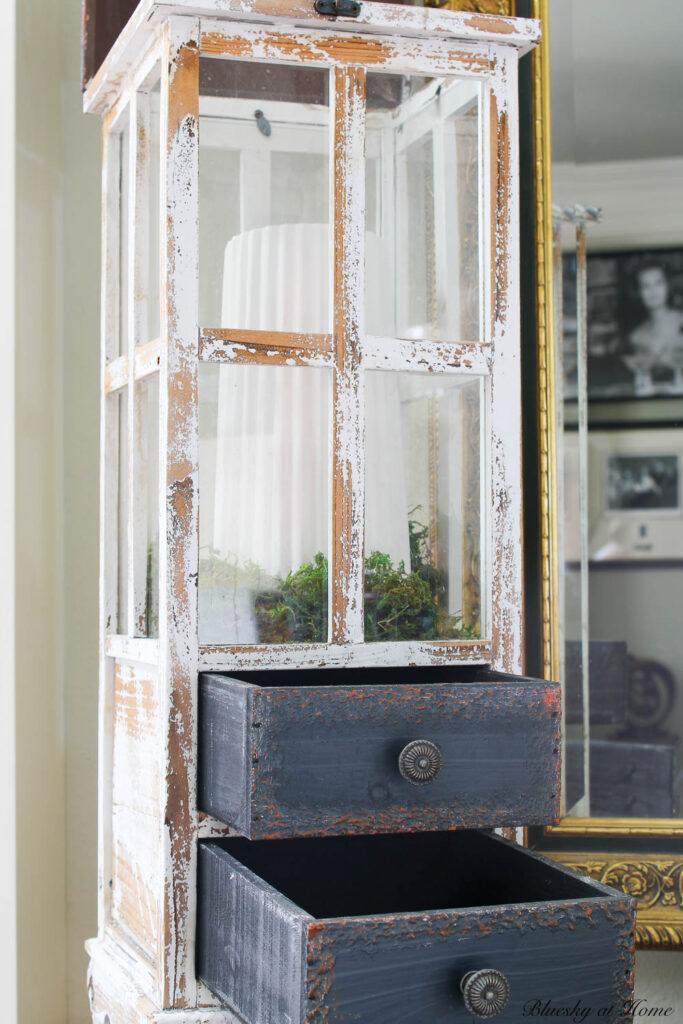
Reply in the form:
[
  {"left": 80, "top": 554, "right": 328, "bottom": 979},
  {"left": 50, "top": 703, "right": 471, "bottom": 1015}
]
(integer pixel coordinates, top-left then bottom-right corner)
[{"left": 83, "top": 0, "right": 540, "bottom": 115}]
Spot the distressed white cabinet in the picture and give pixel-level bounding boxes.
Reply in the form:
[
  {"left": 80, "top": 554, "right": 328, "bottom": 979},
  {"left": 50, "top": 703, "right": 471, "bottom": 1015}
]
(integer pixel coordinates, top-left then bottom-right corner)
[{"left": 82, "top": 3, "right": 634, "bottom": 1023}]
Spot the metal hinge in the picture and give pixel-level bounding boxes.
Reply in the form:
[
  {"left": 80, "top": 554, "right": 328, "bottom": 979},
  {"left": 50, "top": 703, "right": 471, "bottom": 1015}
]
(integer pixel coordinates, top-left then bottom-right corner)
[{"left": 314, "top": 0, "right": 361, "bottom": 16}]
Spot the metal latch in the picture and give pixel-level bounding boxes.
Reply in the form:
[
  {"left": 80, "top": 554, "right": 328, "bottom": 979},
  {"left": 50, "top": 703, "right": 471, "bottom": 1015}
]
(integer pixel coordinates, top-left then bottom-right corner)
[{"left": 314, "top": 0, "right": 361, "bottom": 17}]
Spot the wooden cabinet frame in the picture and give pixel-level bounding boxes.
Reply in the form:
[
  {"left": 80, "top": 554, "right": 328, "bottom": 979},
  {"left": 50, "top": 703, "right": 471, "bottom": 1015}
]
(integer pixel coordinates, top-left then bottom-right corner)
[{"left": 84, "top": 5, "right": 540, "bottom": 1021}]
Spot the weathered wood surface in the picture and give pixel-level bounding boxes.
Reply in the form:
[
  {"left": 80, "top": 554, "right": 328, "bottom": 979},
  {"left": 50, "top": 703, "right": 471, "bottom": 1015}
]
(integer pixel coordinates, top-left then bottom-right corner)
[
  {"left": 200, "top": 24, "right": 495, "bottom": 76},
  {"left": 198, "top": 679, "right": 252, "bottom": 835},
  {"left": 489, "top": 49, "right": 522, "bottom": 675},
  {"left": 331, "top": 65, "right": 365, "bottom": 645},
  {"left": 87, "top": 934, "right": 241, "bottom": 1024},
  {"left": 197, "top": 831, "right": 636, "bottom": 1024},
  {"left": 198, "top": 639, "right": 493, "bottom": 671},
  {"left": 158, "top": 19, "right": 200, "bottom": 1009},
  {"left": 111, "top": 661, "right": 162, "bottom": 964},
  {"left": 83, "top": 1, "right": 540, "bottom": 112},
  {"left": 199, "top": 670, "right": 561, "bottom": 837},
  {"left": 82, "top": 0, "right": 139, "bottom": 87},
  {"left": 197, "top": 844, "right": 309, "bottom": 1024}
]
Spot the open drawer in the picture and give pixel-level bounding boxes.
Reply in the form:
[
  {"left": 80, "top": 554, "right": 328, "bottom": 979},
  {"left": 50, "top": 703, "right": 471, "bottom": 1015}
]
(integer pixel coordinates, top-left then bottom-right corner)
[
  {"left": 197, "top": 830, "right": 635, "bottom": 1024},
  {"left": 198, "top": 666, "right": 561, "bottom": 838}
]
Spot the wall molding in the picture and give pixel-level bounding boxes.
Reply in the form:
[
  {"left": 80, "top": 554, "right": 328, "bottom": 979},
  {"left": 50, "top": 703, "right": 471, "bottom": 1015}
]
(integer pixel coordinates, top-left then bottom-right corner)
[{"left": 552, "top": 157, "right": 683, "bottom": 250}]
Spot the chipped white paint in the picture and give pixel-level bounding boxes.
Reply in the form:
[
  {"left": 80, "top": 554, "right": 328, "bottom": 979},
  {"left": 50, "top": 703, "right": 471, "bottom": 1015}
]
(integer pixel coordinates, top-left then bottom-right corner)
[
  {"left": 200, "top": 21, "right": 496, "bottom": 77},
  {"left": 84, "top": 1, "right": 539, "bottom": 115},
  {"left": 331, "top": 65, "right": 365, "bottom": 645},
  {"left": 199, "top": 640, "right": 493, "bottom": 672},
  {"left": 106, "top": 635, "right": 160, "bottom": 664},
  {"left": 199, "top": 328, "right": 333, "bottom": 368},
  {"left": 111, "top": 662, "right": 163, "bottom": 965},
  {"left": 158, "top": 17, "right": 200, "bottom": 1010},
  {"left": 362, "top": 336, "right": 491, "bottom": 375},
  {"left": 89, "top": 6, "right": 533, "bottom": 1021},
  {"left": 487, "top": 47, "right": 522, "bottom": 674},
  {"left": 106, "top": 341, "right": 163, "bottom": 395},
  {"left": 196, "top": 814, "right": 238, "bottom": 840}
]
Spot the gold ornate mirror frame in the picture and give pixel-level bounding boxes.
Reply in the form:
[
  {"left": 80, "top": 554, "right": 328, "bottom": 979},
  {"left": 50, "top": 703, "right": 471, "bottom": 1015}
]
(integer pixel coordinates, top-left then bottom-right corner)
[{"left": 454, "top": 0, "right": 683, "bottom": 952}]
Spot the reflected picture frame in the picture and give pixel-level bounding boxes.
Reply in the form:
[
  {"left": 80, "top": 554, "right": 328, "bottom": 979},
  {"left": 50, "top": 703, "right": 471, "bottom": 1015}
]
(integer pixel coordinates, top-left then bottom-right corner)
[
  {"left": 562, "top": 247, "right": 683, "bottom": 403},
  {"left": 562, "top": 427, "right": 683, "bottom": 566}
]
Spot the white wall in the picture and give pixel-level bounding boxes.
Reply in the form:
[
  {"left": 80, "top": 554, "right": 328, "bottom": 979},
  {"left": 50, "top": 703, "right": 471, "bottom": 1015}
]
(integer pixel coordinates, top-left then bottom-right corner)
[
  {"left": 12, "top": 0, "right": 101, "bottom": 1021},
  {"left": 552, "top": 158, "right": 683, "bottom": 251},
  {"left": 0, "top": 1, "right": 18, "bottom": 1019},
  {"left": 61, "top": 0, "right": 102, "bottom": 1017},
  {"left": 15, "top": 0, "right": 68, "bottom": 1018}
]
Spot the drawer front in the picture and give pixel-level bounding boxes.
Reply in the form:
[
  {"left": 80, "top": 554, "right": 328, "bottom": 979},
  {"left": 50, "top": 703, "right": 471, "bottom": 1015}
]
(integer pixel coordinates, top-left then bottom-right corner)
[
  {"left": 199, "top": 675, "right": 561, "bottom": 837},
  {"left": 197, "top": 834, "right": 636, "bottom": 1024},
  {"left": 307, "top": 905, "right": 633, "bottom": 1023}
]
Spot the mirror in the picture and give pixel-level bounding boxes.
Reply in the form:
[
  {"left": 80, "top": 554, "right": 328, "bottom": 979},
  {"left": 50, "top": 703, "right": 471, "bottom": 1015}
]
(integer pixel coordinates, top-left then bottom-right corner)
[{"left": 528, "top": 0, "right": 683, "bottom": 951}]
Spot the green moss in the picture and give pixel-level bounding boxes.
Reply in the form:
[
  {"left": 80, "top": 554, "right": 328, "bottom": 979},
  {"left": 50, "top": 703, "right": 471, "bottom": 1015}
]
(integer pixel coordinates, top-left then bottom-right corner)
[
  {"left": 364, "top": 510, "right": 477, "bottom": 642},
  {"left": 253, "top": 552, "right": 328, "bottom": 644},
  {"left": 199, "top": 509, "right": 478, "bottom": 644}
]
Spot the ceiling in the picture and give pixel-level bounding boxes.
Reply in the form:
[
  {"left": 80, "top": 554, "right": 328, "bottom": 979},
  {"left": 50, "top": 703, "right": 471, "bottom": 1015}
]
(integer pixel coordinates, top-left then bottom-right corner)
[{"left": 548, "top": 0, "right": 683, "bottom": 163}]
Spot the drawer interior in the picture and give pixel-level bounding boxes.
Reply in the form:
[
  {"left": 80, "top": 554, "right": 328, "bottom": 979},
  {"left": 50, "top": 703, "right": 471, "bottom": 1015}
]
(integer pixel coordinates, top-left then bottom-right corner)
[
  {"left": 210, "top": 831, "right": 601, "bottom": 919},
  {"left": 217, "top": 665, "right": 544, "bottom": 688}
]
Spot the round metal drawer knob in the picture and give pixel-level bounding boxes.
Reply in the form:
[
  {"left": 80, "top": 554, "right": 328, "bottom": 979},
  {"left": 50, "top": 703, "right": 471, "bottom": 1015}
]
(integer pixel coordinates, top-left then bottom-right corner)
[
  {"left": 460, "top": 969, "right": 511, "bottom": 1019},
  {"left": 398, "top": 739, "right": 442, "bottom": 785}
]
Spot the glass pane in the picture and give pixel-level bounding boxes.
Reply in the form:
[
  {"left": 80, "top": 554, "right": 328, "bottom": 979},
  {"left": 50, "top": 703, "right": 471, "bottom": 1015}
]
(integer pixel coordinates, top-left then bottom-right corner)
[
  {"left": 119, "top": 119, "right": 131, "bottom": 358},
  {"left": 117, "top": 388, "right": 129, "bottom": 633},
  {"left": 199, "top": 58, "right": 330, "bottom": 331},
  {"left": 559, "top": 230, "right": 683, "bottom": 821},
  {"left": 365, "top": 74, "right": 481, "bottom": 343},
  {"left": 143, "top": 79, "right": 161, "bottom": 343},
  {"left": 199, "top": 363, "right": 330, "bottom": 644},
  {"left": 133, "top": 375, "right": 159, "bottom": 637},
  {"left": 364, "top": 372, "right": 485, "bottom": 642},
  {"left": 557, "top": 243, "right": 589, "bottom": 815}
]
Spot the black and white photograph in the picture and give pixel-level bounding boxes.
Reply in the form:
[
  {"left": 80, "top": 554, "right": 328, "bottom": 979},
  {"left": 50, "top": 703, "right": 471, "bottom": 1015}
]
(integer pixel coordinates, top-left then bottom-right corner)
[
  {"left": 584, "top": 430, "right": 683, "bottom": 564},
  {"left": 606, "top": 453, "right": 680, "bottom": 512},
  {"left": 563, "top": 248, "right": 683, "bottom": 401}
]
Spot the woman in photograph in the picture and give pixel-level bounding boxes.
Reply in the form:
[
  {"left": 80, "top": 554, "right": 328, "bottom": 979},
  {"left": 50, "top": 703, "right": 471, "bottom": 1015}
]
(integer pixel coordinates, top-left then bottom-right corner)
[{"left": 627, "top": 261, "right": 683, "bottom": 390}]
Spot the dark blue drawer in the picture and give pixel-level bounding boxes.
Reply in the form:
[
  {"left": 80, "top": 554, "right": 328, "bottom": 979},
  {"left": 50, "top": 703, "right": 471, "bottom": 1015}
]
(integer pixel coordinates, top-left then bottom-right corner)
[
  {"left": 197, "top": 830, "right": 635, "bottom": 1024},
  {"left": 198, "top": 666, "right": 561, "bottom": 838}
]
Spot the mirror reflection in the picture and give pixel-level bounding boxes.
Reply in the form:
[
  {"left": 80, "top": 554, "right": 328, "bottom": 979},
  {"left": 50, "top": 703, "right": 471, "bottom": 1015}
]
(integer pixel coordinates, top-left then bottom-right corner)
[{"left": 551, "top": 0, "right": 683, "bottom": 819}]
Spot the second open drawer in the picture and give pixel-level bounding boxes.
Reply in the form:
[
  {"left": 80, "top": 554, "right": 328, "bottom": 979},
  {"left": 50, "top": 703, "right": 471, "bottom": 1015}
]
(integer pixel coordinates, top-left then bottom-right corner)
[
  {"left": 198, "top": 666, "right": 561, "bottom": 838},
  {"left": 197, "top": 830, "right": 635, "bottom": 1024}
]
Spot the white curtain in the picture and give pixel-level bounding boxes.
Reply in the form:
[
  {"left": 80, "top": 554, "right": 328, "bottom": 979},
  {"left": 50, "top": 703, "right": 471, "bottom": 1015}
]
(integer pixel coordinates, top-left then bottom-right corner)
[{"left": 211, "top": 222, "right": 410, "bottom": 579}]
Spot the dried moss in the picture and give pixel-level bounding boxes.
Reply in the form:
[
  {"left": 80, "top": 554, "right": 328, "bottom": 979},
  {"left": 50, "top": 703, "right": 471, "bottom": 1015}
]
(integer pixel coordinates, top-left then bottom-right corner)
[{"left": 199, "top": 510, "right": 478, "bottom": 643}]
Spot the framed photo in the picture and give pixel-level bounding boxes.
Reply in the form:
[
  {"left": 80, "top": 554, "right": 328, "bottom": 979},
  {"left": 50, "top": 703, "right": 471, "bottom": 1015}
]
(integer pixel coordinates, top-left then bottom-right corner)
[
  {"left": 562, "top": 247, "right": 683, "bottom": 401},
  {"left": 605, "top": 452, "right": 679, "bottom": 513},
  {"left": 588, "top": 429, "right": 683, "bottom": 562}
]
